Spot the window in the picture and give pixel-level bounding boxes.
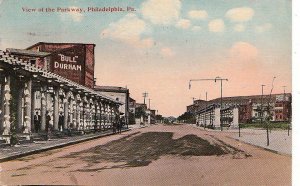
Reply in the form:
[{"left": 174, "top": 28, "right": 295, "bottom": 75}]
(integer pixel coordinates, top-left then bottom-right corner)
[{"left": 30, "top": 59, "right": 36, "bottom": 66}]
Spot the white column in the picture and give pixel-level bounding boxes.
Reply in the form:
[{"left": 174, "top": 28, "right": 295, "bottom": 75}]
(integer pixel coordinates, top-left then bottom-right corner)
[
  {"left": 0, "top": 78, "right": 4, "bottom": 131},
  {"left": 214, "top": 107, "right": 221, "bottom": 128},
  {"left": 23, "top": 79, "right": 32, "bottom": 137},
  {"left": 2, "top": 75, "right": 11, "bottom": 143},
  {"left": 233, "top": 107, "right": 239, "bottom": 128},
  {"left": 103, "top": 102, "right": 107, "bottom": 127},
  {"left": 53, "top": 88, "right": 59, "bottom": 130},
  {"left": 17, "top": 82, "right": 24, "bottom": 131},
  {"left": 69, "top": 94, "right": 74, "bottom": 129},
  {"left": 100, "top": 101, "right": 104, "bottom": 130},
  {"left": 79, "top": 101, "right": 83, "bottom": 130},
  {"left": 40, "top": 87, "right": 46, "bottom": 131},
  {"left": 82, "top": 96, "right": 87, "bottom": 130},
  {"left": 72, "top": 94, "right": 77, "bottom": 129},
  {"left": 63, "top": 92, "right": 69, "bottom": 130},
  {"left": 31, "top": 88, "right": 36, "bottom": 132}
]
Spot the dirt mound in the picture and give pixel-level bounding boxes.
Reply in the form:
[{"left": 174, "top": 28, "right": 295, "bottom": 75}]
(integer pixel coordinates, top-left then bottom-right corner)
[{"left": 63, "top": 132, "right": 247, "bottom": 171}]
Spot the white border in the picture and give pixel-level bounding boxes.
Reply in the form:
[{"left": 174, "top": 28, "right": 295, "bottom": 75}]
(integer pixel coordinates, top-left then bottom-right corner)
[{"left": 292, "top": 0, "right": 299, "bottom": 185}]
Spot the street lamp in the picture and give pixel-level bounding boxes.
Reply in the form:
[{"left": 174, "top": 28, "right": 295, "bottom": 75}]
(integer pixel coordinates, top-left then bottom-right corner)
[
  {"left": 189, "top": 77, "right": 228, "bottom": 130},
  {"left": 215, "top": 77, "right": 228, "bottom": 131},
  {"left": 260, "top": 85, "right": 266, "bottom": 124}
]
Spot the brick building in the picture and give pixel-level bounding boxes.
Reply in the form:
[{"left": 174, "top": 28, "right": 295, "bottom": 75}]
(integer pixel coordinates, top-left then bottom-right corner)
[
  {"left": 187, "top": 93, "right": 292, "bottom": 123},
  {"left": 8, "top": 42, "right": 96, "bottom": 89}
]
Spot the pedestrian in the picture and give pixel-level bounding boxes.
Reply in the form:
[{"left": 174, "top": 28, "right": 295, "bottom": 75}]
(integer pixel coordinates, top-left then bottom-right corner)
[
  {"left": 34, "top": 111, "right": 41, "bottom": 132},
  {"left": 113, "top": 117, "right": 117, "bottom": 134},
  {"left": 46, "top": 111, "right": 51, "bottom": 133},
  {"left": 58, "top": 112, "right": 64, "bottom": 131},
  {"left": 119, "top": 116, "right": 125, "bottom": 134}
]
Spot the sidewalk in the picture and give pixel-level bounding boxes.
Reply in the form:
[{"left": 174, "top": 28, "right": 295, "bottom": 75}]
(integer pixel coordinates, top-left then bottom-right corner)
[
  {"left": 230, "top": 128, "right": 292, "bottom": 155},
  {"left": 192, "top": 124, "right": 292, "bottom": 155},
  {"left": 0, "top": 129, "right": 130, "bottom": 163}
]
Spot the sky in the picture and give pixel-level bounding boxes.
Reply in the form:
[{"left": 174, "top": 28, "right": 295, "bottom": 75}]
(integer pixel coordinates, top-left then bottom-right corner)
[{"left": 0, "top": 0, "right": 292, "bottom": 117}]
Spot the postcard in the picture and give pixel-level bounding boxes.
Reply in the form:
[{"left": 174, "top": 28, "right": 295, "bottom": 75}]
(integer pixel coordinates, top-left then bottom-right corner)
[{"left": 0, "top": 0, "right": 295, "bottom": 185}]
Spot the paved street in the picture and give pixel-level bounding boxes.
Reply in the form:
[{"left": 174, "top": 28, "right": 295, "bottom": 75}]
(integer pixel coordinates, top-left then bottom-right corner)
[{"left": 0, "top": 124, "right": 291, "bottom": 185}]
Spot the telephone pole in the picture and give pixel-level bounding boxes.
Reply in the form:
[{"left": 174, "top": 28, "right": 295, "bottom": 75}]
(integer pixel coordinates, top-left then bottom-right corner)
[
  {"left": 261, "top": 85, "right": 266, "bottom": 124},
  {"left": 142, "top": 92, "right": 148, "bottom": 104},
  {"left": 148, "top": 98, "right": 151, "bottom": 109}
]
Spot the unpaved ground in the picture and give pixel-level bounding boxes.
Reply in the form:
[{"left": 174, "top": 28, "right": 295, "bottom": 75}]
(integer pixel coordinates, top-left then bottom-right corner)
[{"left": 0, "top": 124, "right": 291, "bottom": 185}]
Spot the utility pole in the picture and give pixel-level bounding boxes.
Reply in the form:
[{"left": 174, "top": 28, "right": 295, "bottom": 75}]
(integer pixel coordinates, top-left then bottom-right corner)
[
  {"left": 204, "top": 91, "right": 208, "bottom": 129},
  {"left": 266, "top": 76, "right": 276, "bottom": 146},
  {"left": 282, "top": 86, "right": 290, "bottom": 136},
  {"left": 142, "top": 92, "right": 148, "bottom": 105},
  {"left": 261, "top": 85, "right": 266, "bottom": 125},
  {"left": 189, "top": 77, "right": 228, "bottom": 131}
]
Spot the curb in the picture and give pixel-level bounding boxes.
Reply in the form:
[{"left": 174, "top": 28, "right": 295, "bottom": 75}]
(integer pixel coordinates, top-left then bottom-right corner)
[
  {"left": 0, "top": 129, "right": 131, "bottom": 163},
  {"left": 228, "top": 136, "right": 291, "bottom": 157}
]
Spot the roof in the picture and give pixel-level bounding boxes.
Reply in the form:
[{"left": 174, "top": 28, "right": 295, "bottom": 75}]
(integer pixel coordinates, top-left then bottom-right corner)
[
  {"left": 135, "top": 103, "right": 147, "bottom": 109},
  {"left": 6, "top": 48, "right": 51, "bottom": 57},
  {"left": 129, "top": 97, "right": 136, "bottom": 102},
  {"left": 0, "top": 50, "right": 122, "bottom": 105},
  {"left": 190, "top": 93, "right": 292, "bottom": 114},
  {"left": 94, "top": 85, "right": 129, "bottom": 93},
  {"left": 26, "top": 42, "right": 96, "bottom": 50}
]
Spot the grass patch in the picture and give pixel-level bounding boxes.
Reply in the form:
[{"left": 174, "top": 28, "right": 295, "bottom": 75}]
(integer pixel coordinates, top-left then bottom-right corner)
[{"left": 240, "top": 122, "right": 291, "bottom": 130}]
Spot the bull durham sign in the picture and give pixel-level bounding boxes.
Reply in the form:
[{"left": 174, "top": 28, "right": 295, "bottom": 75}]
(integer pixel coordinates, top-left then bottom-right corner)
[
  {"left": 54, "top": 54, "right": 82, "bottom": 71},
  {"left": 26, "top": 42, "right": 95, "bottom": 88},
  {"left": 51, "top": 45, "right": 85, "bottom": 85}
]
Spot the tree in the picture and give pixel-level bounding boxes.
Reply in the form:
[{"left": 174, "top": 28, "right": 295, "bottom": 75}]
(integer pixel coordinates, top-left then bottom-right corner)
[
  {"left": 177, "top": 112, "right": 196, "bottom": 124},
  {"left": 135, "top": 106, "right": 146, "bottom": 118}
]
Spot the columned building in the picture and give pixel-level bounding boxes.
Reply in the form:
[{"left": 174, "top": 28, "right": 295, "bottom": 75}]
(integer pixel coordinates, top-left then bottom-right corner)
[
  {"left": 94, "top": 86, "right": 130, "bottom": 127},
  {"left": 0, "top": 50, "right": 122, "bottom": 144},
  {"left": 189, "top": 94, "right": 292, "bottom": 129}
]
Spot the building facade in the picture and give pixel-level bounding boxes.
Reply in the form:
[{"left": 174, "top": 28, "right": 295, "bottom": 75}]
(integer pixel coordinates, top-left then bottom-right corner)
[
  {"left": 8, "top": 42, "right": 96, "bottom": 89},
  {"left": 188, "top": 94, "right": 292, "bottom": 128},
  {"left": 0, "top": 47, "right": 121, "bottom": 144},
  {"left": 94, "top": 86, "right": 130, "bottom": 126}
]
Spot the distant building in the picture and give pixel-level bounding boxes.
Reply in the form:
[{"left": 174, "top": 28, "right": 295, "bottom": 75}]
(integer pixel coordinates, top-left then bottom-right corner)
[
  {"left": 94, "top": 85, "right": 129, "bottom": 126},
  {"left": 134, "top": 103, "right": 146, "bottom": 124},
  {"left": 187, "top": 93, "right": 292, "bottom": 126},
  {"left": 128, "top": 97, "right": 136, "bottom": 124},
  {"left": 129, "top": 97, "right": 136, "bottom": 114}
]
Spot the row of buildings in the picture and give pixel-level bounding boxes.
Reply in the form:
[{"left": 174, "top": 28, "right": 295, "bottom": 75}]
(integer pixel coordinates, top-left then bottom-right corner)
[
  {"left": 186, "top": 93, "right": 292, "bottom": 128},
  {"left": 0, "top": 42, "right": 156, "bottom": 144}
]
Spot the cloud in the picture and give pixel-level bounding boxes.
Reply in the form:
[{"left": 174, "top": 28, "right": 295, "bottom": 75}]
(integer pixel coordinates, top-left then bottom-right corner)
[
  {"left": 208, "top": 19, "right": 225, "bottom": 32},
  {"left": 225, "top": 7, "right": 254, "bottom": 22},
  {"left": 141, "top": 0, "right": 181, "bottom": 25},
  {"left": 229, "top": 42, "right": 258, "bottom": 62},
  {"left": 59, "top": 6, "right": 84, "bottom": 22},
  {"left": 192, "top": 26, "right": 201, "bottom": 32},
  {"left": 101, "top": 13, "right": 154, "bottom": 48},
  {"left": 188, "top": 10, "right": 208, "bottom": 20},
  {"left": 176, "top": 19, "right": 191, "bottom": 29},
  {"left": 160, "top": 47, "right": 174, "bottom": 57},
  {"left": 233, "top": 24, "right": 245, "bottom": 32},
  {"left": 255, "top": 23, "right": 272, "bottom": 33}
]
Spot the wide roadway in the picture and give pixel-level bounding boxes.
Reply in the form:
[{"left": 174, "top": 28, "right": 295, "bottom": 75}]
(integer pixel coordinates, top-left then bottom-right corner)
[{"left": 0, "top": 124, "right": 291, "bottom": 185}]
